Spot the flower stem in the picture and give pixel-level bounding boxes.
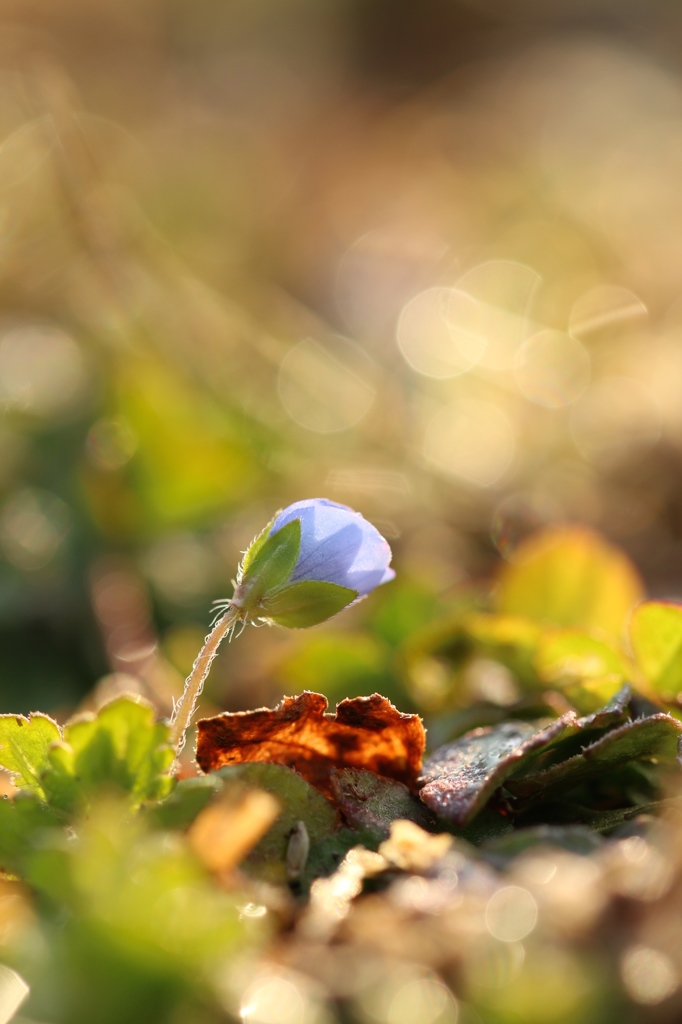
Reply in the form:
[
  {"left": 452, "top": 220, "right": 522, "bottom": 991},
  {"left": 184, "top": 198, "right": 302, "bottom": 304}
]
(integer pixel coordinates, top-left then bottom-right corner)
[{"left": 169, "top": 606, "right": 240, "bottom": 759}]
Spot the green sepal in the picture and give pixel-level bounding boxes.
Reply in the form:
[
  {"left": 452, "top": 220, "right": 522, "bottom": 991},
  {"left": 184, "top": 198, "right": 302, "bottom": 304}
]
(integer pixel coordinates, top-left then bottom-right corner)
[
  {"left": 261, "top": 580, "right": 357, "bottom": 628},
  {"left": 237, "top": 514, "right": 278, "bottom": 580},
  {"left": 237, "top": 518, "right": 301, "bottom": 611}
]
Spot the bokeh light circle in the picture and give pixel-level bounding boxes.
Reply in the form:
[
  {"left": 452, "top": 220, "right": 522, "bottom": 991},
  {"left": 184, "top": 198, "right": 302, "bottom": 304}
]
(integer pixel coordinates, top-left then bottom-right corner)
[
  {"left": 423, "top": 398, "right": 515, "bottom": 487},
  {"left": 397, "top": 287, "right": 486, "bottom": 379},
  {"left": 514, "top": 329, "right": 590, "bottom": 408},
  {"left": 278, "top": 337, "right": 375, "bottom": 433},
  {"left": 0, "top": 324, "right": 88, "bottom": 418}
]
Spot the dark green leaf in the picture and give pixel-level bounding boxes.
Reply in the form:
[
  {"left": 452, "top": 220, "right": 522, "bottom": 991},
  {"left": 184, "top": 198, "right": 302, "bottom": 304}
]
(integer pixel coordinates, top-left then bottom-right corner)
[
  {"left": 218, "top": 763, "right": 340, "bottom": 886},
  {"left": 330, "top": 767, "right": 440, "bottom": 841},
  {"left": 481, "top": 824, "right": 604, "bottom": 867},
  {"left": 506, "top": 713, "right": 682, "bottom": 802}
]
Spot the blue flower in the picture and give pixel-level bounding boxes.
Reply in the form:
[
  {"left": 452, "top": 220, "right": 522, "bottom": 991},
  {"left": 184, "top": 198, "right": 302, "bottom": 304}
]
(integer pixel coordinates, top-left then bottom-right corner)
[
  {"left": 269, "top": 498, "right": 395, "bottom": 597},
  {"left": 233, "top": 498, "right": 394, "bottom": 627}
]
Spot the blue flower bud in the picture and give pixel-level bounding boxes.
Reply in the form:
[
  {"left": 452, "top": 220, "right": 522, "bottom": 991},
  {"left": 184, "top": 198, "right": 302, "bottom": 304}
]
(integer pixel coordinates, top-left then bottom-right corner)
[
  {"left": 233, "top": 498, "right": 395, "bottom": 627},
  {"left": 268, "top": 498, "right": 395, "bottom": 595}
]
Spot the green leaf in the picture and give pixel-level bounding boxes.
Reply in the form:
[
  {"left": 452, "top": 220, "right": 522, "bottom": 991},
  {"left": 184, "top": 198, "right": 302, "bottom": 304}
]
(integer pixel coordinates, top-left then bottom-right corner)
[
  {"left": 481, "top": 824, "right": 604, "bottom": 866},
  {"left": 40, "top": 697, "right": 174, "bottom": 814},
  {"left": 237, "top": 518, "right": 301, "bottom": 608},
  {"left": 277, "top": 632, "right": 394, "bottom": 703},
  {"left": 401, "top": 611, "right": 542, "bottom": 712},
  {"left": 261, "top": 580, "right": 357, "bottom": 628},
  {"left": 507, "top": 713, "right": 682, "bottom": 802},
  {"left": 630, "top": 600, "right": 682, "bottom": 698},
  {"left": 218, "top": 763, "right": 345, "bottom": 888},
  {"left": 0, "top": 792, "right": 63, "bottom": 875},
  {"left": 24, "top": 798, "right": 253, "bottom": 1022},
  {"left": 148, "top": 775, "right": 222, "bottom": 831},
  {"left": 496, "top": 526, "right": 644, "bottom": 642},
  {"left": 0, "top": 713, "right": 61, "bottom": 799}
]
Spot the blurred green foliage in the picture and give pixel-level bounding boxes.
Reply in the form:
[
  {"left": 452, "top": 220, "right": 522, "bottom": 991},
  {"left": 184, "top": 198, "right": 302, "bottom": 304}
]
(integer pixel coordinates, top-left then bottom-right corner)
[{"left": 0, "top": 1, "right": 682, "bottom": 1021}]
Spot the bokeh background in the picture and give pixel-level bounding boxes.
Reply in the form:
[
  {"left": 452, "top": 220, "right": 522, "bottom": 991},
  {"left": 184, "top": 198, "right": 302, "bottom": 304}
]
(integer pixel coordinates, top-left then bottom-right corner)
[{"left": 1, "top": 0, "right": 682, "bottom": 720}]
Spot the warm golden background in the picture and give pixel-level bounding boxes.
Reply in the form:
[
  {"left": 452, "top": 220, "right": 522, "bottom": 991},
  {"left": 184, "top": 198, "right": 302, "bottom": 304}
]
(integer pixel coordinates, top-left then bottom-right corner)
[{"left": 0, "top": 0, "right": 680, "bottom": 718}]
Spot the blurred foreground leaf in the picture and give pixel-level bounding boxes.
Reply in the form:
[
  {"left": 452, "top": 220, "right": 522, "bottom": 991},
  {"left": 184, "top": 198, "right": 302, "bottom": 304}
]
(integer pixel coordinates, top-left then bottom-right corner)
[
  {"left": 22, "top": 801, "right": 260, "bottom": 1024},
  {"left": 0, "top": 793, "right": 62, "bottom": 875}
]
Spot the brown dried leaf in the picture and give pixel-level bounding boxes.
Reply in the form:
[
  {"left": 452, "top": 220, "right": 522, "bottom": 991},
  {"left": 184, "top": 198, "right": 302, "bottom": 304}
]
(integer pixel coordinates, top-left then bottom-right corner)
[{"left": 196, "top": 691, "right": 425, "bottom": 797}]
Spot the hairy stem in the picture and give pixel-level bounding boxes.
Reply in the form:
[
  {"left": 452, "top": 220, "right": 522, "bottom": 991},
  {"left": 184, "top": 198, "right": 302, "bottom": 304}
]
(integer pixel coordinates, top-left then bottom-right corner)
[{"left": 169, "top": 606, "right": 240, "bottom": 758}]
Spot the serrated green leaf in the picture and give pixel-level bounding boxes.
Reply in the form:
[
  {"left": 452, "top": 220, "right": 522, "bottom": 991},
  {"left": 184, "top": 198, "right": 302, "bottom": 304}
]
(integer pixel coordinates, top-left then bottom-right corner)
[
  {"left": 41, "top": 743, "right": 81, "bottom": 814},
  {"left": 238, "top": 518, "right": 301, "bottom": 608},
  {"left": 630, "top": 600, "right": 682, "bottom": 698},
  {"left": 0, "top": 713, "right": 61, "bottom": 799},
  {"left": 41, "top": 697, "right": 175, "bottom": 813},
  {"left": 262, "top": 580, "right": 357, "bottom": 628}
]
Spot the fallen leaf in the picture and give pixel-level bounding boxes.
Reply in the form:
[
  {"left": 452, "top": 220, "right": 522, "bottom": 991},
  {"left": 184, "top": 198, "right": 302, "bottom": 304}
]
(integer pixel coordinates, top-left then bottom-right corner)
[
  {"left": 506, "top": 713, "right": 682, "bottom": 801},
  {"left": 417, "top": 716, "right": 577, "bottom": 827},
  {"left": 196, "top": 691, "right": 425, "bottom": 797},
  {"left": 417, "top": 689, "right": 637, "bottom": 829}
]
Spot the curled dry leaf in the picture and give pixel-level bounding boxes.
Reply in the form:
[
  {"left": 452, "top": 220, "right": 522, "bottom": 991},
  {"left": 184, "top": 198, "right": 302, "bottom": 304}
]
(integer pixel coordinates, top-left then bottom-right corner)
[
  {"left": 196, "top": 691, "right": 425, "bottom": 797},
  {"left": 418, "top": 716, "right": 577, "bottom": 828}
]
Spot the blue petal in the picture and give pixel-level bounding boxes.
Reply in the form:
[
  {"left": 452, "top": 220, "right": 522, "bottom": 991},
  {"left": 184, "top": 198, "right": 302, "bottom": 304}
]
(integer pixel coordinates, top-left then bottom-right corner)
[{"left": 270, "top": 498, "right": 393, "bottom": 597}]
